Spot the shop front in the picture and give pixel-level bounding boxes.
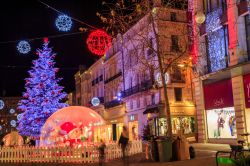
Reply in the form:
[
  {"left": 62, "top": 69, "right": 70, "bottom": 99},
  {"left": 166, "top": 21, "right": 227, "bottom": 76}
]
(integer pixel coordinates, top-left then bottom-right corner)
[
  {"left": 143, "top": 103, "right": 196, "bottom": 139},
  {"left": 244, "top": 74, "right": 250, "bottom": 134},
  {"left": 203, "top": 79, "right": 237, "bottom": 142},
  {"left": 171, "top": 105, "right": 196, "bottom": 139}
]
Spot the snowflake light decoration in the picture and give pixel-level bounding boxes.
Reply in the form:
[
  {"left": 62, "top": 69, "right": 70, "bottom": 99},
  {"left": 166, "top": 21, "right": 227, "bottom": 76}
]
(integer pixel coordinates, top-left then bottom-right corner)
[
  {"left": 17, "top": 40, "right": 31, "bottom": 54},
  {"left": 0, "top": 100, "right": 4, "bottom": 110},
  {"left": 55, "top": 15, "right": 72, "bottom": 32},
  {"left": 86, "top": 29, "right": 112, "bottom": 56},
  {"left": 10, "top": 120, "right": 16, "bottom": 127},
  {"left": 9, "top": 109, "right": 15, "bottom": 114}
]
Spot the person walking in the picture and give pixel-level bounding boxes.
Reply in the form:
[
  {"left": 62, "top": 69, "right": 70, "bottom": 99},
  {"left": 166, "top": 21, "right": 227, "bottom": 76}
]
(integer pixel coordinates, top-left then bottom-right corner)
[
  {"left": 119, "top": 126, "right": 129, "bottom": 166},
  {"left": 98, "top": 139, "right": 106, "bottom": 166}
]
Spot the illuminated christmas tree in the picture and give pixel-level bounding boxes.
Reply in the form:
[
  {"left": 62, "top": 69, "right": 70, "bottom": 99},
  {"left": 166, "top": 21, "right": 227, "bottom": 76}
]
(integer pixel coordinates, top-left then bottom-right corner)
[{"left": 17, "top": 38, "right": 68, "bottom": 139}]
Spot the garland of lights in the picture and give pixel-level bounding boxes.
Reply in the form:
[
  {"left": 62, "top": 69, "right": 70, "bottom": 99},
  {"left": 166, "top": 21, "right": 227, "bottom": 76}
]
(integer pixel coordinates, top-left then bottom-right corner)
[
  {"left": 55, "top": 15, "right": 72, "bottom": 32},
  {"left": 206, "top": 8, "right": 222, "bottom": 33},
  {"left": 206, "top": 7, "right": 227, "bottom": 72},
  {"left": 86, "top": 29, "right": 112, "bottom": 56},
  {"left": 207, "top": 29, "right": 227, "bottom": 72},
  {"left": 17, "top": 40, "right": 31, "bottom": 54}
]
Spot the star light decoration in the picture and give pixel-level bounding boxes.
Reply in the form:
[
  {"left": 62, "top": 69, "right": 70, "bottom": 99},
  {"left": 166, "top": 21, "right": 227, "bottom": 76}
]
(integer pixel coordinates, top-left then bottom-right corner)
[
  {"left": 55, "top": 15, "right": 72, "bottom": 32},
  {"left": 17, "top": 40, "right": 31, "bottom": 54},
  {"left": 86, "top": 29, "right": 112, "bottom": 56}
]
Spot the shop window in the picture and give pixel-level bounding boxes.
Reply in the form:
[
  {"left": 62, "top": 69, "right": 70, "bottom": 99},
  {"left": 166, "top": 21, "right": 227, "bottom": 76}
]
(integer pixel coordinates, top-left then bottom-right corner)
[
  {"left": 206, "top": 107, "right": 236, "bottom": 138},
  {"left": 174, "top": 88, "right": 182, "bottom": 101},
  {"left": 172, "top": 117, "right": 195, "bottom": 134}
]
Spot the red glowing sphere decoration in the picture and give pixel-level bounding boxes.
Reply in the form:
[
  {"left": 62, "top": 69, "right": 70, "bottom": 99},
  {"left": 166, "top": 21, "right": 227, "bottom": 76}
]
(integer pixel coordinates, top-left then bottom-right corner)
[{"left": 86, "top": 29, "right": 112, "bottom": 56}]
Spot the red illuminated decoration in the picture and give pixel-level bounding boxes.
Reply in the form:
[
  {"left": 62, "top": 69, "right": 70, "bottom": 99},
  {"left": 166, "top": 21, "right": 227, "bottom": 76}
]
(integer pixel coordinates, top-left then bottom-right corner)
[{"left": 86, "top": 29, "right": 112, "bottom": 56}]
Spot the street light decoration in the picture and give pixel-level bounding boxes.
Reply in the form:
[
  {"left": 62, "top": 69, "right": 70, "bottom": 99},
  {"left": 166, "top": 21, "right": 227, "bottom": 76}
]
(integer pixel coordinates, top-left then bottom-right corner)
[{"left": 86, "top": 29, "right": 112, "bottom": 56}]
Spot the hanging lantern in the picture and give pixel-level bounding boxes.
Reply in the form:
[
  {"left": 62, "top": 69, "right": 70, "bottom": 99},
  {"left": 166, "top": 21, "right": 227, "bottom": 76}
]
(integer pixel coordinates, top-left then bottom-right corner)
[
  {"left": 195, "top": 11, "right": 206, "bottom": 24},
  {"left": 86, "top": 29, "right": 112, "bottom": 56}
]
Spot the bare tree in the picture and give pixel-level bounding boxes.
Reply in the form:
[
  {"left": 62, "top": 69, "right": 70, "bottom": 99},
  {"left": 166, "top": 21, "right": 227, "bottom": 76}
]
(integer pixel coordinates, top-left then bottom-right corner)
[{"left": 98, "top": 0, "right": 190, "bottom": 137}]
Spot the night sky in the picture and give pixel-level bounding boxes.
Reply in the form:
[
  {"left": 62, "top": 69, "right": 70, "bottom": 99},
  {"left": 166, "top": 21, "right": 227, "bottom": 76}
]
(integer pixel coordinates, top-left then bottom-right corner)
[{"left": 0, "top": 0, "right": 103, "bottom": 97}]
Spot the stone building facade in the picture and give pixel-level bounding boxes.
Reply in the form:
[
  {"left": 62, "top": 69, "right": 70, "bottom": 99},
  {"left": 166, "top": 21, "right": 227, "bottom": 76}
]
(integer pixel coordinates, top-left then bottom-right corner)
[{"left": 192, "top": 0, "right": 250, "bottom": 143}]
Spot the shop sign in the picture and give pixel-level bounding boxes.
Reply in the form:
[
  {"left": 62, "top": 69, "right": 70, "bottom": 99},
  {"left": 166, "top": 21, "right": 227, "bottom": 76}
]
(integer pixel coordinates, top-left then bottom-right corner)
[
  {"left": 244, "top": 74, "right": 250, "bottom": 108},
  {"left": 204, "top": 79, "right": 234, "bottom": 110},
  {"left": 129, "top": 114, "right": 138, "bottom": 122}
]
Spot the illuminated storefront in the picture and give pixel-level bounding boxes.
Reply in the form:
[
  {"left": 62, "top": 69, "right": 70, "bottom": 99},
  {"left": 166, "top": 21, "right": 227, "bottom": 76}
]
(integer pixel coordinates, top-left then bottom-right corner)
[
  {"left": 203, "top": 79, "right": 237, "bottom": 140},
  {"left": 144, "top": 103, "right": 196, "bottom": 138}
]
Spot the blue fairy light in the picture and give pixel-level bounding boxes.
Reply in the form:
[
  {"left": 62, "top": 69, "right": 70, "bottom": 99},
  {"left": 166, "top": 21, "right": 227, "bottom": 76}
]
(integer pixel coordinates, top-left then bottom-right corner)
[
  {"left": 9, "top": 109, "right": 15, "bottom": 114},
  {"left": 0, "top": 100, "right": 4, "bottom": 110},
  {"left": 55, "top": 15, "right": 72, "bottom": 32},
  {"left": 10, "top": 120, "right": 16, "bottom": 127},
  {"left": 17, "top": 114, "right": 22, "bottom": 120},
  {"left": 17, "top": 40, "right": 31, "bottom": 54}
]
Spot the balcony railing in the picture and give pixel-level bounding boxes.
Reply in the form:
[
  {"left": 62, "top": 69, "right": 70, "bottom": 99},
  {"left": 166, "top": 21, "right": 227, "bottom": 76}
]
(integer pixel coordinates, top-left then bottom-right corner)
[
  {"left": 104, "top": 71, "right": 122, "bottom": 84},
  {"left": 121, "top": 80, "right": 153, "bottom": 98},
  {"left": 104, "top": 99, "right": 123, "bottom": 109}
]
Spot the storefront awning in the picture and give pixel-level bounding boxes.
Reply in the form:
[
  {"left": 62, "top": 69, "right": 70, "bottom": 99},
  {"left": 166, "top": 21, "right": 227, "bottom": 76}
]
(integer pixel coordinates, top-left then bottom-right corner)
[{"left": 143, "top": 104, "right": 164, "bottom": 114}]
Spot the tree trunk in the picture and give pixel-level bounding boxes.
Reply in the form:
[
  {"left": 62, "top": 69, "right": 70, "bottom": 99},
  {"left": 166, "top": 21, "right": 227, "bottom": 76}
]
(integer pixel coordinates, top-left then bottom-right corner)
[{"left": 150, "top": 11, "right": 172, "bottom": 137}]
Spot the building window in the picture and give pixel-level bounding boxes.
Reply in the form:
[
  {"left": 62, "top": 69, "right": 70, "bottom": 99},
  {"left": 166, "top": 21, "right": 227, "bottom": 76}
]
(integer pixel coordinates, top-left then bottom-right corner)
[
  {"left": 171, "top": 35, "right": 179, "bottom": 52},
  {"left": 170, "top": 12, "right": 177, "bottom": 21},
  {"left": 174, "top": 88, "right": 182, "bottom": 102},
  {"left": 151, "top": 94, "right": 155, "bottom": 105},
  {"left": 137, "top": 98, "right": 140, "bottom": 108},
  {"left": 130, "top": 101, "right": 133, "bottom": 110}
]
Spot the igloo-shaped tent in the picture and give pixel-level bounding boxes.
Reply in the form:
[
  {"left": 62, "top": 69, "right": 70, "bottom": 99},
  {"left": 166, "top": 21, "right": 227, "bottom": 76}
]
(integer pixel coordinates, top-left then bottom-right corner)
[
  {"left": 2, "top": 131, "right": 23, "bottom": 146},
  {"left": 40, "top": 106, "right": 105, "bottom": 147}
]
